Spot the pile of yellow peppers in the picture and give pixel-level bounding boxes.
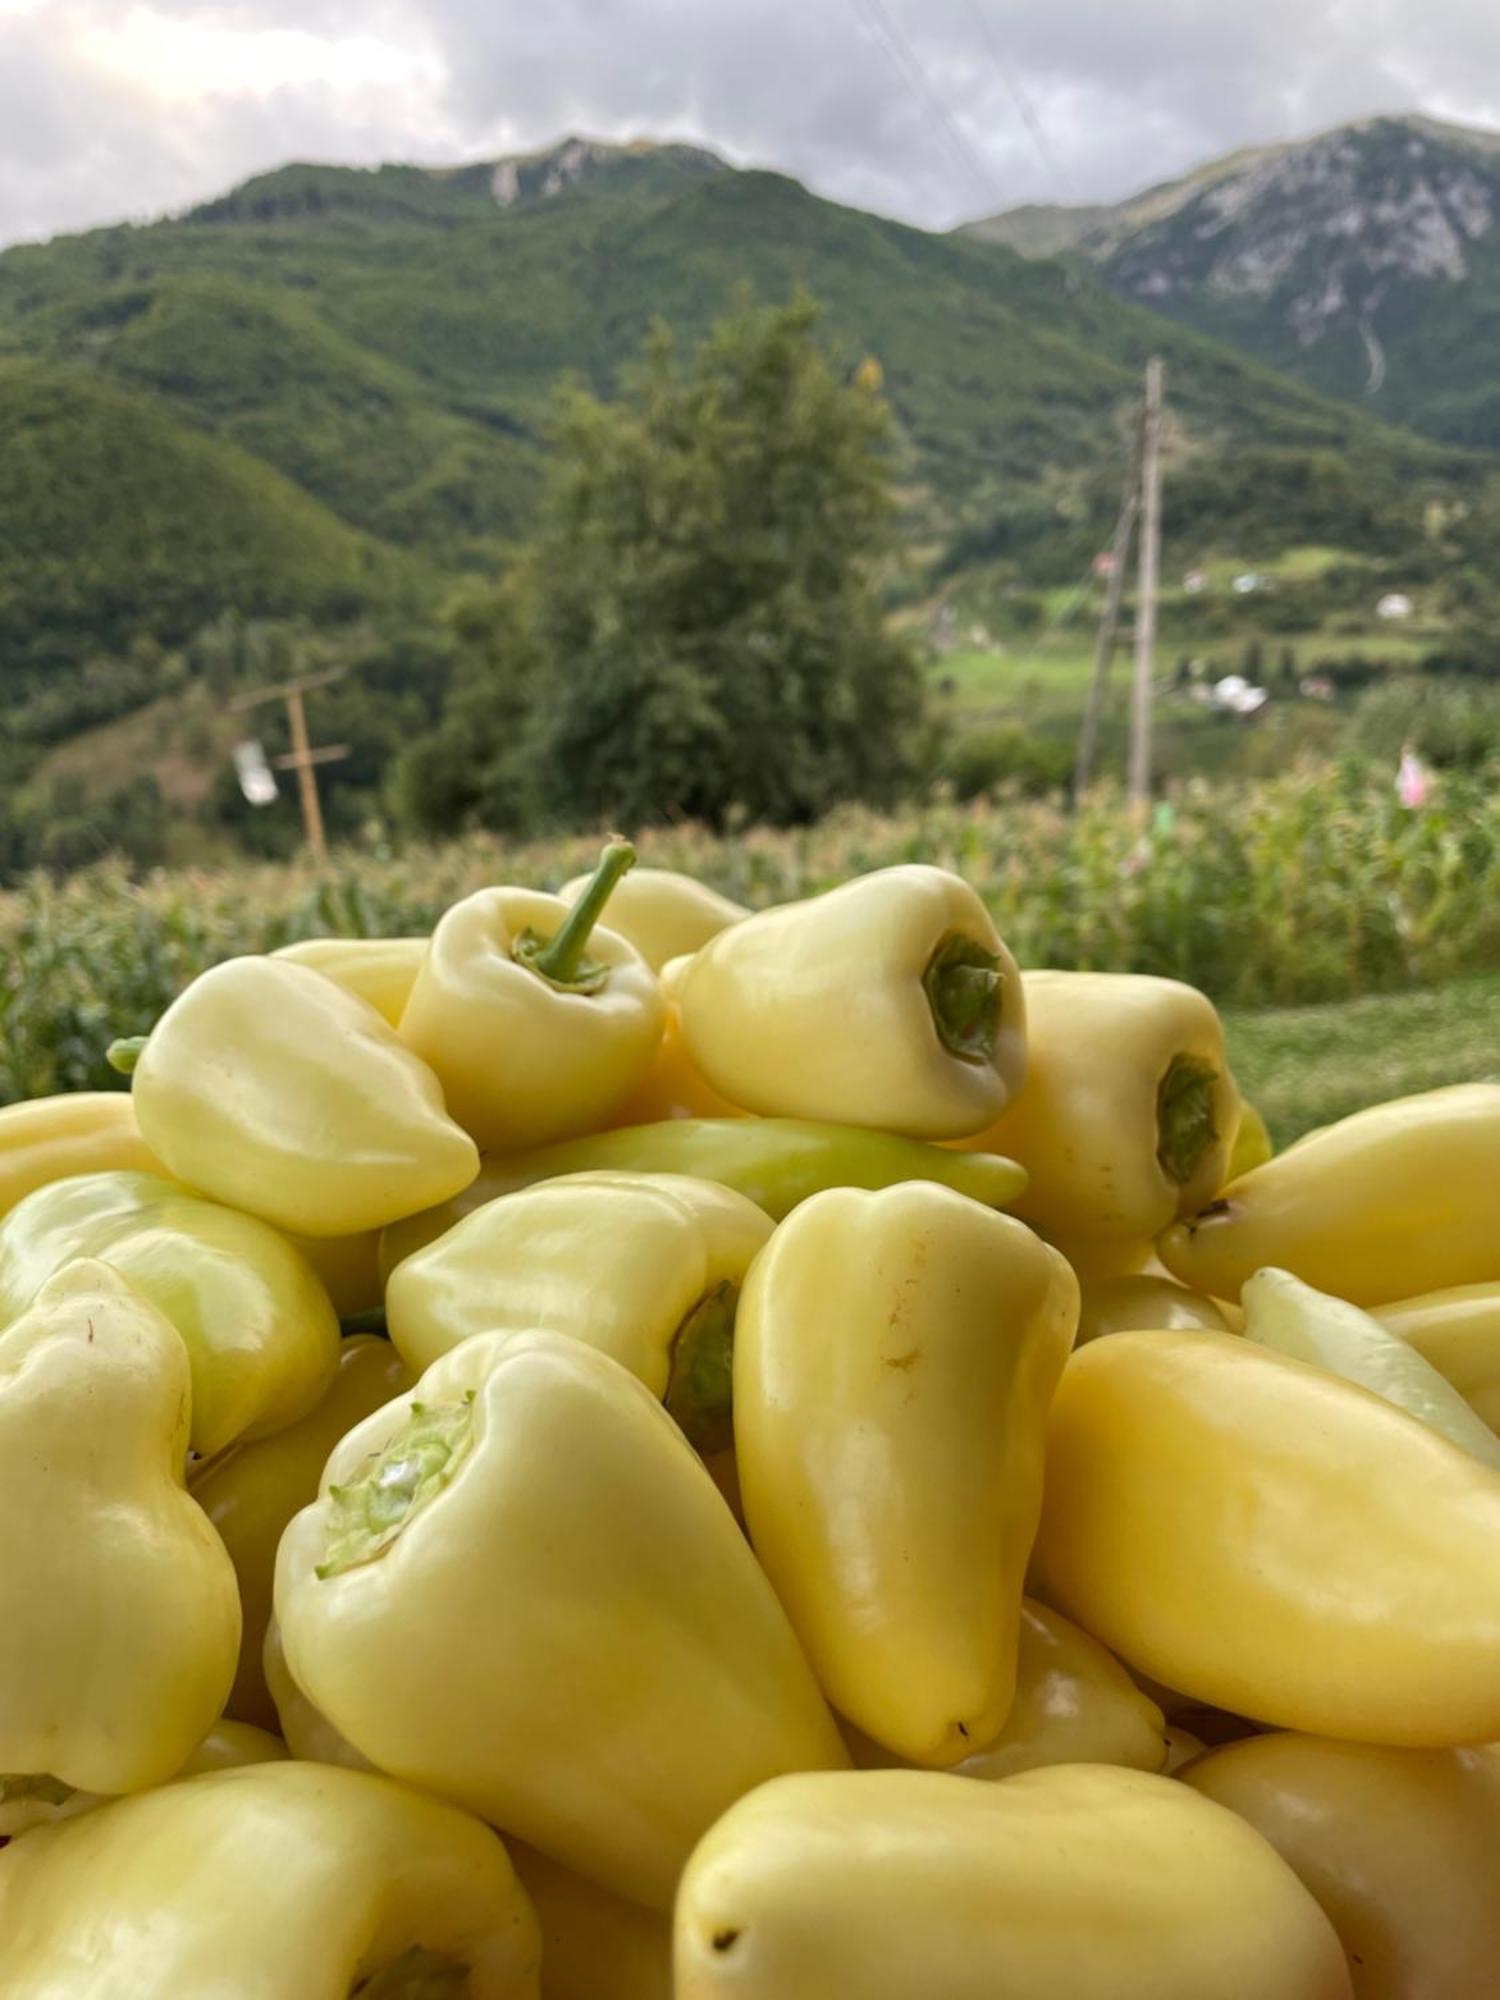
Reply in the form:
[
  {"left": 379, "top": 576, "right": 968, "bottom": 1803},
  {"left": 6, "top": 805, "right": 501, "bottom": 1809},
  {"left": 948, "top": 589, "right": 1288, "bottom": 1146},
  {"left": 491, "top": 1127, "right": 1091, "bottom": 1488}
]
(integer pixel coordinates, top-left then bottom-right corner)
[{"left": 2, "top": 839, "right": 1498, "bottom": 1998}]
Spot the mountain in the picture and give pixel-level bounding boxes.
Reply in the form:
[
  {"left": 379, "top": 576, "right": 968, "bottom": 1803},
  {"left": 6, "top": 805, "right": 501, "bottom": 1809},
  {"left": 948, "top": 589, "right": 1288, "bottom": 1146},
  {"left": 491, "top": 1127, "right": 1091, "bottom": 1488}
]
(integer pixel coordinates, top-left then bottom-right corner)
[
  {"left": 966, "top": 114, "right": 1500, "bottom": 449},
  {"left": 0, "top": 131, "right": 1479, "bottom": 686}
]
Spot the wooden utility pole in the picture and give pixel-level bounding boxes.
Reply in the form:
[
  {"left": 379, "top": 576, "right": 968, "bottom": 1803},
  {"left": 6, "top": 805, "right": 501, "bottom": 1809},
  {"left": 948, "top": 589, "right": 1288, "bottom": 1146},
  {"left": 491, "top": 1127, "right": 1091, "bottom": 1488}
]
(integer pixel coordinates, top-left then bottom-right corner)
[
  {"left": 230, "top": 667, "right": 350, "bottom": 861},
  {"left": 1128, "top": 356, "right": 1165, "bottom": 810},
  {"left": 1073, "top": 422, "right": 1142, "bottom": 803}
]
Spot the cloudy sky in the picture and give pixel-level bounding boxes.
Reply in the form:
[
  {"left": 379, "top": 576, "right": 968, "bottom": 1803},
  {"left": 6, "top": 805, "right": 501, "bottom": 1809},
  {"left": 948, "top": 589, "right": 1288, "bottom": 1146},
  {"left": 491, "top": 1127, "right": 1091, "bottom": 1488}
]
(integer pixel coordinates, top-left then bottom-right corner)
[{"left": 4, "top": 0, "right": 1500, "bottom": 249}]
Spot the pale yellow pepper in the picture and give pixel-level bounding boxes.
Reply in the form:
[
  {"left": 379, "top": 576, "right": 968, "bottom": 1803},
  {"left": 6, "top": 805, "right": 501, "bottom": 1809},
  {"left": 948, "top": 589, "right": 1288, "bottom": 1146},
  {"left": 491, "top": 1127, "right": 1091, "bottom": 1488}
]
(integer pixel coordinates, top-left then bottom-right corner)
[
  {"left": 844, "top": 1598, "right": 1165, "bottom": 1781},
  {"left": 609, "top": 954, "right": 748, "bottom": 1124},
  {"left": 1076, "top": 1271, "right": 1230, "bottom": 1344},
  {"left": 1184, "top": 1734, "right": 1500, "bottom": 2000},
  {"left": 677, "top": 865, "right": 1027, "bottom": 1139},
  {"left": 0, "top": 1763, "right": 543, "bottom": 1998},
  {"left": 1376, "top": 1283, "right": 1500, "bottom": 1431},
  {"left": 558, "top": 865, "right": 747, "bottom": 971},
  {"left": 1, "top": 1720, "right": 288, "bottom": 1839},
  {"left": 735, "top": 1184, "right": 1077, "bottom": 1765},
  {"left": 191, "top": 1334, "right": 413, "bottom": 1729},
  {"left": 673, "top": 1765, "right": 1352, "bottom": 1998},
  {"left": 385, "top": 1172, "right": 770, "bottom": 1451},
  {"left": 1033, "top": 1329, "right": 1500, "bottom": 1745},
  {"left": 1227, "top": 1096, "right": 1274, "bottom": 1180},
  {"left": 271, "top": 934, "right": 428, "bottom": 1026},
  {"left": 1160, "top": 1084, "right": 1500, "bottom": 1304},
  {"left": 510, "top": 1843, "right": 672, "bottom": 2000},
  {"left": 123, "top": 955, "right": 479, "bottom": 1237},
  {"left": 262, "top": 1618, "right": 374, "bottom": 1771},
  {"left": 0, "top": 1262, "right": 240, "bottom": 1803},
  {"left": 275, "top": 1329, "right": 847, "bottom": 1910},
  {"left": 0, "top": 1091, "right": 161, "bottom": 1216},
  {"left": 398, "top": 842, "right": 665, "bottom": 1152},
  {"left": 958, "top": 971, "right": 1238, "bottom": 1240}
]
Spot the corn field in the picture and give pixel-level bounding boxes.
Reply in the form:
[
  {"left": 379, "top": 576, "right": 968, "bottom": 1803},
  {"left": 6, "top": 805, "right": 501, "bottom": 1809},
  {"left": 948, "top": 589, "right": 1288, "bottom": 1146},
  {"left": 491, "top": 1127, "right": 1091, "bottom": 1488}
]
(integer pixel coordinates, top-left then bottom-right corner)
[{"left": 4, "top": 763, "right": 1498, "bottom": 1104}]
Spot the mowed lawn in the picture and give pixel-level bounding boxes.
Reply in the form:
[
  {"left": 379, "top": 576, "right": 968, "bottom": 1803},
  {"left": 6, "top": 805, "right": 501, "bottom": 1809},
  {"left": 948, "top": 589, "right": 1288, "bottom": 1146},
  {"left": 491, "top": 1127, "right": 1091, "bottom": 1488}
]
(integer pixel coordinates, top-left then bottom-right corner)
[{"left": 1226, "top": 974, "right": 1500, "bottom": 1146}]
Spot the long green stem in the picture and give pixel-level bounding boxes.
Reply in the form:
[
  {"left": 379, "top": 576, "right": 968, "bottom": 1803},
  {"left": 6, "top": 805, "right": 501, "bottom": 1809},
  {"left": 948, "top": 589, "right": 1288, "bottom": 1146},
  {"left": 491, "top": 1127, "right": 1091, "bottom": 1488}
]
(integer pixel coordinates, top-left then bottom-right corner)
[{"left": 514, "top": 838, "right": 635, "bottom": 995}]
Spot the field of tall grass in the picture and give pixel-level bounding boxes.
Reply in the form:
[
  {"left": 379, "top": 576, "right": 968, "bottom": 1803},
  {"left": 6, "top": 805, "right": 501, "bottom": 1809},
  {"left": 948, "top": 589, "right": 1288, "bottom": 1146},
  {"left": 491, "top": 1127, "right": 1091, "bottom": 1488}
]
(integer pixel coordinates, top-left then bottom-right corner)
[{"left": 4, "top": 763, "right": 1497, "bottom": 1104}]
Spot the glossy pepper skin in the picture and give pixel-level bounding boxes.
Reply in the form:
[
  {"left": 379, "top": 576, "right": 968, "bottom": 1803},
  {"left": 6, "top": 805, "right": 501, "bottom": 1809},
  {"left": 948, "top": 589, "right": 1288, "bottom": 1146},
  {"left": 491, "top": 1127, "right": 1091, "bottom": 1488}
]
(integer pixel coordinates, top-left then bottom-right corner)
[
  {"left": 262, "top": 1618, "right": 374, "bottom": 1771},
  {"left": 191, "top": 1335, "right": 413, "bottom": 1729},
  {"left": 0, "top": 1763, "right": 542, "bottom": 1999},
  {"left": 127, "top": 955, "right": 479, "bottom": 1238},
  {"left": 959, "top": 971, "right": 1238, "bottom": 1241},
  {"left": 1377, "top": 1283, "right": 1500, "bottom": 1431},
  {"left": 398, "top": 845, "right": 665, "bottom": 1153},
  {"left": 609, "top": 954, "right": 748, "bottom": 1125},
  {"left": 276, "top": 1329, "right": 847, "bottom": 1910},
  {"left": 381, "top": 1117, "right": 1028, "bottom": 1272},
  {"left": 0, "top": 1720, "right": 287, "bottom": 1839},
  {"left": 0, "top": 1169, "right": 340, "bottom": 1456},
  {"left": 1226, "top": 1096, "right": 1274, "bottom": 1179},
  {"left": 0, "top": 1262, "right": 240, "bottom": 1803},
  {"left": 673, "top": 1765, "right": 1352, "bottom": 1999},
  {"left": 510, "top": 1843, "right": 671, "bottom": 2000},
  {"left": 844, "top": 1598, "right": 1165, "bottom": 1782},
  {"left": 385, "top": 1172, "right": 770, "bottom": 1451},
  {"left": 558, "top": 865, "right": 747, "bottom": 972},
  {"left": 0, "top": 1092, "right": 161, "bottom": 1217},
  {"left": 735, "top": 1185, "right": 1078, "bottom": 1765},
  {"left": 1075, "top": 1271, "right": 1230, "bottom": 1343},
  {"left": 1184, "top": 1733, "right": 1500, "bottom": 2000},
  {"left": 271, "top": 934, "right": 428, "bottom": 1027},
  {"left": 1242, "top": 1267, "right": 1500, "bottom": 1469},
  {"left": 1033, "top": 1329, "right": 1500, "bottom": 1745},
  {"left": 1160, "top": 1084, "right": 1500, "bottom": 1304},
  {"left": 677, "top": 865, "right": 1027, "bottom": 1139}
]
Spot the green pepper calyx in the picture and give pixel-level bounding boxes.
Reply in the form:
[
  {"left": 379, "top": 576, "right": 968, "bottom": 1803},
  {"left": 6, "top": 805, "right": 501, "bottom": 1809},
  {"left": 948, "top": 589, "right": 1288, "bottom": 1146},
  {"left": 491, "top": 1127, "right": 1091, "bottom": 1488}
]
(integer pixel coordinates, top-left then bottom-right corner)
[
  {"left": 318, "top": 1393, "right": 476, "bottom": 1578},
  {"left": 515, "top": 837, "right": 636, "bottom": 995},
  {"left": 1157, "top": 1055, "right": 1221, "bottom": 1187},
  {"left": 350, "top": 1948, "right": 471, "bottom": 1998},
  {"left": 0, "top": 1773, "right": 73, "bottom": 1807},
  {"left": 924, "top": 932, "right": 1003, "bottom": 1065},
  {"left": 665, "top": 1281, "right": 739, "bottom": 1456},
  {"left": 105, "top": 1035, "right": 148, "bottom": 1076}
]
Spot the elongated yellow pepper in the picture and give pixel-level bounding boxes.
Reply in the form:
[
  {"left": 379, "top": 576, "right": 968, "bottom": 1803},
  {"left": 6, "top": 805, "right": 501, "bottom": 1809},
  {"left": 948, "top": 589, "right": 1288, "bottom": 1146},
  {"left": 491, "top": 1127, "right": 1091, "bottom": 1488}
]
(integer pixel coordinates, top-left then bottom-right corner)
[
  {"left": 276, "top": 1329, "right": 847, "bottom": 1910},
  {"left": 844, "top": 1598, "right": 1165, "bottom": 1782},
  {"left": 0, "top": 1169, "right": 339, "bottom": 1455},
  {"left": 958, "top": 971, "right": 1238, "bottom": 1240},
  {"left": 122, "top": 955, "right": 479, "bottom": 1237},
  {"left": 735, "top": 1184, "right": 1077, "bottom": 1765},
  {"left": 399, "top": 841, "right": 665, "bottom": 1152},
  {"left": 0, "top": 1763, "right": 542, "bottom": 1998},
  {"left": 385, "top": 1172, "right": 771, "bottom": 1451},
  {"left": 509, "top": 1843, "right": 671, "bottom": 2000},
  {"left": 673, "top": 1765, "right": 1352, "bottom": 1998},
  {"left": 0, "top": 1091, "right": 161, "bottom": 1216},
  {"left": 0, "top": 1262, "right": 240, "bottom": 1804},
  {"left": 271, "top": 934, "right": 428, "bottom": 1026},
  {"left": 1185, "top": 1734, "right": 1500, "bottom": 2000},
  {"left": 1076, "top": 1271, "right": 1230, "bottom": 1343},
  {"left": 558, "top": 865, "right": 747, "bottom": 971},
  {"left": 1377, "top": 1283, "right": 1500, "bottom": 1431},
  {"left": 678, "top": 865, "right": 1026, "bottom": 1138},
  {"left": 1160, "top": 1083, "right": 1500, "bottom": 1304},
  {"left": 192, "top": 1334, "right": 412, "bottom": 1728},
  {"left": 1034, "top": 1329, "right": 1500, "bottom": 1745}
]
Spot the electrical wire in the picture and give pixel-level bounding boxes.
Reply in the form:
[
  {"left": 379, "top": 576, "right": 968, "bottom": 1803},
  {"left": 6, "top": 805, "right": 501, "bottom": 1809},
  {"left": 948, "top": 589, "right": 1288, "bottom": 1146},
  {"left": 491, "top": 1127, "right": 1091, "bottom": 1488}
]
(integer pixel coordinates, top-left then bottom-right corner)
[
  {"left": 845, "top": 0, "right": 1010, "bottom": 211},
  {"left": 958, "top": 0, "right": 1068, "bottom": 200}
]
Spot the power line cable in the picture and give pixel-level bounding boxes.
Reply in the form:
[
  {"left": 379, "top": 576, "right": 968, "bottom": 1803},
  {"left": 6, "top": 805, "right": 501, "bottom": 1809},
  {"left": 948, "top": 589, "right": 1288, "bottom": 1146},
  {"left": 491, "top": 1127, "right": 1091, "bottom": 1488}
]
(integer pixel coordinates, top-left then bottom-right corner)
[
  {"left": 958, "top": 0, "right": 1067, "bottom": 200},
  {"left": 846, "top": 0, "right": 1010, "bottom": 211}
]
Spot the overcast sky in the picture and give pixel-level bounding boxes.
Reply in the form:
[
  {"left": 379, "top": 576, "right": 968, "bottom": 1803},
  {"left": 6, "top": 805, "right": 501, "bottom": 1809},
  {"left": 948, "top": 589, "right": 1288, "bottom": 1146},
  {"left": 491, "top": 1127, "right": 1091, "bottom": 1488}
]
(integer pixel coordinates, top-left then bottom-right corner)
[{"left": 4, "top": 0, "right": 1500, "bottom": 249}]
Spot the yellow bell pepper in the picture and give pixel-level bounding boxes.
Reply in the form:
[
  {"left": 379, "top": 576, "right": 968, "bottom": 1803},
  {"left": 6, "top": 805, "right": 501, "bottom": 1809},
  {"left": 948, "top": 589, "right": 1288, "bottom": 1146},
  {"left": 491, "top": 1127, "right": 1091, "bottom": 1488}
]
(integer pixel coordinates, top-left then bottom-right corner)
[
  {"left": 1227, "top": 1096, "right": 1274, "bottom": 1180},
  {"left": 381, "top": 1116, "right": 1027, "bottom": 1273},
  {"left": 118, "top": 955, "right": 479, "bottom": 1238},
  {"left": 510, "top": 1843, "right": 672, "bottom": 2000},
  {"left": 673, "top": 1765, "right": 1352, "bottom": 1998},
  {"left": 1076, "top": 1271, "right": 1231, "bottom": 1343},
  {"left": 1160, "top": 1083, "right": 1500, "bottom": 1304},
  {"left": 263, "top": 1618, "right": 374, "bottom": 1771},
  {"left": 0, "top": 1762, "right": 542, "bottom": 1998},
  {"left": 0, "top": 1717, "right": 287, "bottom": 1839},
  {"left": 959, "top": 971, "right": 1238, "bottom": 1240},
  {"left": 1184, "top": 1733, "right": 1500, "bottom": 2000},
  {"left": 735, "top": 1184, "right": 1078, "bottom": 1765},
  {"left": 845, "top": 1598, "right": 1165, "bottom": 1781},
  {"left": 192, "top": 1334, "right": 413, "bottom": 1729},
  {"left": 0, "top": 1169, "right": 340, "bottom": 1456},
  {"left": 1377, "top": 1283, "right": 1500, "bottom": 1431},
  {"left": 0, "top": 1091, "right": 162, "bottom": 1216},
  {"left": 385, "top": 1172, "right": 771, "bottom": 1452},
  {"left": 0, "top": 1261, "right": 240, "bottom": 1807},
  {"left": 677, "top": 865, "right": 1026, "bottom": 1139},
  {"left": 1033, "top": 1329, "right": 1500, "bottom": 1745},
  {"left": 558, "top": 865, "right": 747, "bottom": 971},
  {"left": 610, "top": 954, "right": 748, "bottom": 1124},
  {"left": 271, "top": 934, "right": 428, "bottom": 1026},
  {"left": 275, "top": 1328, "right": 847, "bottom": 1910},
  {"left": 398, "top": 840, "right": 665, "bottom": 1152},
  {"left": 1242, "top": 1266, "right": 1500, "bottom": 1469}
]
